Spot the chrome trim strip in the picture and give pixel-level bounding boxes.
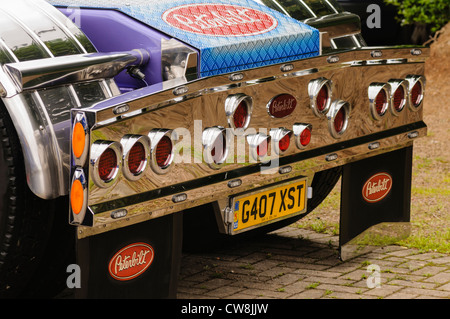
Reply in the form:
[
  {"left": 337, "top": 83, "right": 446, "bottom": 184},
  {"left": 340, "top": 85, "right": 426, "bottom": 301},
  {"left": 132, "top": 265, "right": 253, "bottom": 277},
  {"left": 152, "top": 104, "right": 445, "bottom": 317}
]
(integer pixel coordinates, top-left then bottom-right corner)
[{"left": 3, "top": 51, "right": 144, "bottom": 93}]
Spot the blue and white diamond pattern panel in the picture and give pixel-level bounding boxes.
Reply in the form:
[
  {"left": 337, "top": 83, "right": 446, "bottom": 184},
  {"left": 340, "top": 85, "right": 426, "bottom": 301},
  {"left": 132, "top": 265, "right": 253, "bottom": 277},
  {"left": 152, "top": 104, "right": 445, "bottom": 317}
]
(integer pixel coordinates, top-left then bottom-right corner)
[{"left": 49, "top": 0, "right": 320, "bottom": 77}]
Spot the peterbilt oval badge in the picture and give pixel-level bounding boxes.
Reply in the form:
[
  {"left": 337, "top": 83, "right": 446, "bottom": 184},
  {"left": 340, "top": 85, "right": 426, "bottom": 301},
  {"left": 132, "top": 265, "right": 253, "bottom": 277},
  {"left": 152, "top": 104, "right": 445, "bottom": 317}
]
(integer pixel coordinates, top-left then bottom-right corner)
[
  {"left": 108, "top": 243, "right": 154, "bottom": 281},
  {"left": 267, "top": 94, "right": 297, "bottom": 118},
  {"left": 362, "top": 173, "right": 393, "bottom": 203},
  {"left": 162, "top": 4, "right": 278, "bottom": 37}
]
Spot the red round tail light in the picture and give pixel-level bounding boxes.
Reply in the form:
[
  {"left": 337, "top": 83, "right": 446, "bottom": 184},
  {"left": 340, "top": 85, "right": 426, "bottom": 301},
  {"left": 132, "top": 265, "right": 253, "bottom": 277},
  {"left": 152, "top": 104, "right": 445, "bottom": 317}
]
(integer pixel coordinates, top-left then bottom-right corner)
[
  {"left": 406, "top": 75, "right": 425, "bottom": 111},
  {"left": 299, "top": 127, "right": 311, "bottom": 147},
  {"left": 225, "top": 94, "right": 252, "bottom": 130},
  {"left": 211, "top": 132, "right": 227, "bottom": 164},
  {"left": 128, "top": 142, "right": 146, "bottom": 174},
  {"left": 98, "top": 148, "right": 118, "bottom": 181},
  {"left": 247, "top": 133, "right": 271, "bottom": 161},
  {"left": 388, "top": 79, "right": 408, "bottom": 116},
  {"left": 327, "top": 100, "right": 350, "bottom": 139},
  {"left": 148, "top": 129, "right": 177, "bottom": 174},
  {"left": 375, "top": 89, "right": 388, "bottom": 116},
  {"left": 91, "top": 141, "right": 122, "bottom": 188},
  {"left": 316, "top": 85, "right": 329, "bottom": 113},
  {"left": 203, "top": 127, "right": 229, "bottom": 169},
  {"left": 155, "top": 136, "right": 173, "bottom": 168},
  {"left": 410, "top": 81, "right": 422, "bottom": 107},
  {"left": 393, "top": 85, "right": 406, "bottom": 112},
  {"left": 270, "top": 128, "right": 292, "bottom": 155},
  {"left": 278, "top": 134, "right": 290, "bottom": 152},
  {"left": 308, "top": 78, "right": 332, "bottom": 117},
  {"left": 233, "top": 100, "right": 249, "bottom": 129},
  {"left": 334, "top": 107, "right": 346, "bottom": 133},
  {"left": 369, "top": 83, "right": 391, "bottom": 120},
  {"left": 293, "top": 124, "right": 312, "bottom": 149},
  {"left": 257, "top": 139, "right": 269, "bottom": 157},
  {"left": 121, "top": 135, "right": 150, "bottom": 181}
]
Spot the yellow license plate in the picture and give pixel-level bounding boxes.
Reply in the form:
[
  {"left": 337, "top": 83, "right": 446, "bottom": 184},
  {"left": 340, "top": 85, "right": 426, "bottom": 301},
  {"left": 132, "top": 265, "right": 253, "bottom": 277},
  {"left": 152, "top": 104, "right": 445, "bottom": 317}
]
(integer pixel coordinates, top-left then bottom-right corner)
[{"left": 231, "top": 179, "right": 307, "bottom": 233}]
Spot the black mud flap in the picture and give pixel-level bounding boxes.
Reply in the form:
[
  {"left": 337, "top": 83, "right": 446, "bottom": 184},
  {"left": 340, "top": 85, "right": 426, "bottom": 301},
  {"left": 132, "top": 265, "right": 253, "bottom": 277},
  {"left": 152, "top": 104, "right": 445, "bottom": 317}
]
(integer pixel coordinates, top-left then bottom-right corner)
[
  {"left": 339, "top": 146, "right": 413, "bottom": 260},
  {"left": 75, "top": 213, "right": 182, "bottom": 298}
]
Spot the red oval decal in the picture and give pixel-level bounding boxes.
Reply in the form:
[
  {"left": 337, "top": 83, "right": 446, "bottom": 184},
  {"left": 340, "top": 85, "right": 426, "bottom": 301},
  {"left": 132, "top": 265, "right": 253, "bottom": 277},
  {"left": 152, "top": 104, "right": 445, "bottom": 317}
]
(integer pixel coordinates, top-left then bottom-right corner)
[
  {"left": 362, "top": 173, "right": 393, "bottom": 203},
  {"left": 108, "top": 243, "right": 154, "bottom": 281},
  {"left": 162, "top": 4, "right": 278, "bottom": 37},
  {"left": 267, "top": 94, "right": 297, "bottom": 118}
]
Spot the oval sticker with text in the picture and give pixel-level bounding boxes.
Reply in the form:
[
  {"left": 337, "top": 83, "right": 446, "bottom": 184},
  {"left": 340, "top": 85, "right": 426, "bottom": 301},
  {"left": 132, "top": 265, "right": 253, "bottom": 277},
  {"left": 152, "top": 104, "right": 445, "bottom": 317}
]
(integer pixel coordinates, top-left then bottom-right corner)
[
  {"left": 162, "top": 4, "right": 278, "bottom": 36},
  {"left": 362, "top": 173, "right": 393, "bottom": 203},
  {"left": 267, "top": 94, "right": 297, "bottom": 118},
  {"left": 108, "top": 243, "right": 154, "bottom": 281}
]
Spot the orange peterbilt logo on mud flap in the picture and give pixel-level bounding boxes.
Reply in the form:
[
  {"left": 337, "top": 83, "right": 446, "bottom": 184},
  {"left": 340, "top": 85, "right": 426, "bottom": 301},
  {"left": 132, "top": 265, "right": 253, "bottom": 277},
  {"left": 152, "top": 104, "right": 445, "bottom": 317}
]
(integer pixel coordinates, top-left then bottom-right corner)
[
  {"left": 108, "top": 243, "right": 154, "bottom": 281},
  {"left": 362, "top": 173, "right": 393, "bottom": 203}
]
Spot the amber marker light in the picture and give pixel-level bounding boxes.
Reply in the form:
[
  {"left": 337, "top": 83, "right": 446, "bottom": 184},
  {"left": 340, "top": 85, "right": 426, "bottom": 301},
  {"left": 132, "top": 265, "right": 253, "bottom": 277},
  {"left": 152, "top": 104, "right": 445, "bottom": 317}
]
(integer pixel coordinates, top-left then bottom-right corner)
[
  {"left": 72, "top": 123, "right": 85, "bottom": 158},
  {"left": 72, "top": 112, "right": 89, "bottom": 166},
  {"left": 69, "top": 168, "right": 88, "bottom": 225},
  {"left": 70, "top": 179, "right": 84, "bottom": 215}
]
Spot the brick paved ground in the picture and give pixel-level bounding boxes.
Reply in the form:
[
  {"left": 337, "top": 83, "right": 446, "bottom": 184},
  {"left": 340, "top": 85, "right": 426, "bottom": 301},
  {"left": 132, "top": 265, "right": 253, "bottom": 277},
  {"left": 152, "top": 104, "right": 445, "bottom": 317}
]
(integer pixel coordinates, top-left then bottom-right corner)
[{"left": 177, "top": 226, "right": 450, "bottom": 299}]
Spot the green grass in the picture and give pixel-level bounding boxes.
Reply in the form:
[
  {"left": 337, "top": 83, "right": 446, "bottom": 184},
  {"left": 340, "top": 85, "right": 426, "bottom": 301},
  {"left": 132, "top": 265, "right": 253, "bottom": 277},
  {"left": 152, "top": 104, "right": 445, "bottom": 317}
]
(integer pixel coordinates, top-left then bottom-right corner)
[
  {"left": 398, "top": 229, "right": 450, "bottom": 253},
  {"left": 293, "top": 153, "right": 450, "bottom": 254}
]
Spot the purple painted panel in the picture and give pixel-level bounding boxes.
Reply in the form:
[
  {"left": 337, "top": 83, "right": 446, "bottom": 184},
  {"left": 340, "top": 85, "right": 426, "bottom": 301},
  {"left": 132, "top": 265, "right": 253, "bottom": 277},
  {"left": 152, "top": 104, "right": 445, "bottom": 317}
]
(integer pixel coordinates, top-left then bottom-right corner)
[{"left": 58, "top": 8, "right": 167, "bottom": 91}]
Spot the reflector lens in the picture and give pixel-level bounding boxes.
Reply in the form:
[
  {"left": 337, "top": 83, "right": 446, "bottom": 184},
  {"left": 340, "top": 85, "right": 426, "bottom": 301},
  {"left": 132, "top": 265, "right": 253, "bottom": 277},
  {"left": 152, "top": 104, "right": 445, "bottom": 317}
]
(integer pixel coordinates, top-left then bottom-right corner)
[
  {"left": 375, "top": 89, "right": 387, "bottom": 115},
  {"left": 300, "top": 127, "right": 312, "bottom": 146},
  {"left": 72, "top": 122, "right": 86, "bottom": 159},
  {"left": 70, "top": 179, "right": 83, "bottom": 215},
  {"left": 278, "top": 134, "right": 290, "bottom": 152},
  {"left": 411, "top": 81, "right": 422, "bottom": 107},
  {"left": 155, "top": 136, "right": 172, "bottom": 168},
  {"left": 393, "top": 86, "right": 405, "bottom": 111},
  {"left": 316, "top": 85, "right": 329, "bottom": 112},
  {"left": 334, "top": 107, "right": 346, "bottom": 133},
  {"left": 128, "top": 142, "right": 146, "bottom": 175},
  {"left": 98, "top": 148, "right": 117, "bottom": 181},
  {"left": 257, "top": 139, "right": 268, "bottom": 157},
  {"left": 211, "top": 133, "right": 226, "bottom": 164},
  {"left": 233, "top": 101, "right": 248, "bottom": 129}
]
